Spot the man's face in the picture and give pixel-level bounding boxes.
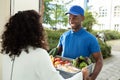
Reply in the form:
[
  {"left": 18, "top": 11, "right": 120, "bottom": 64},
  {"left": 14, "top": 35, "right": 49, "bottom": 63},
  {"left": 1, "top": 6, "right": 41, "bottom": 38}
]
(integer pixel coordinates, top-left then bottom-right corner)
[{"left": 69, "top": 14, "right": 84, "bottom": 30}]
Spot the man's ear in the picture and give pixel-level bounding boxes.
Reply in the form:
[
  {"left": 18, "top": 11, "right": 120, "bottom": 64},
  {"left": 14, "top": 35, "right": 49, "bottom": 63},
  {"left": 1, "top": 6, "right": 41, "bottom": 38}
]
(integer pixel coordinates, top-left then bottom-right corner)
[{"left": 81, "top": 16, "right": 85, "bottom": 21}]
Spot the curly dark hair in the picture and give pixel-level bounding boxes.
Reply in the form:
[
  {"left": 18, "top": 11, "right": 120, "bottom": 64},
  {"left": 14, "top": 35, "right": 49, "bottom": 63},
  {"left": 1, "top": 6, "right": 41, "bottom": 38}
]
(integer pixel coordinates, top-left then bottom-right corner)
[{"left": 1, "top": 10, "right": 49, "bottom": 57}]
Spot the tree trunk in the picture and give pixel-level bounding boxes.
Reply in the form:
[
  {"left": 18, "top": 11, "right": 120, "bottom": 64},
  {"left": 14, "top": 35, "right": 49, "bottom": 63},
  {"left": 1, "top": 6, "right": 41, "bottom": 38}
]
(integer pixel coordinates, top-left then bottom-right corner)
[{"left": 39, "top": 0, "right": 44, "bottom": 22}]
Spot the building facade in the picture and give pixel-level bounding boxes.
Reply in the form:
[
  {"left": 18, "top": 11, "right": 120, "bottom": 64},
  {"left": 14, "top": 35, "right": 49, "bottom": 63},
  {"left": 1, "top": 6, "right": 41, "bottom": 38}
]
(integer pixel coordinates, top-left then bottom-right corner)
[{"left": 88, "top": 0, "right": 120, "bottom": 32}]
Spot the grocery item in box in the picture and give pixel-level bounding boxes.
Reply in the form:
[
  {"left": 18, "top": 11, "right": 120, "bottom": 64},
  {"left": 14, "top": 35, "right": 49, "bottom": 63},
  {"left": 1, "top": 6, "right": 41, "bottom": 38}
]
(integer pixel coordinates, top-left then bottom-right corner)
[
  {"left": 54, "top": 56, "right": 81, "bottom": 79},
  {"left": 56, "top": 63, "right": 81, "bottom": 73},
  {"left": 50, "top": 55, "right": 93, "bottom": 79}
]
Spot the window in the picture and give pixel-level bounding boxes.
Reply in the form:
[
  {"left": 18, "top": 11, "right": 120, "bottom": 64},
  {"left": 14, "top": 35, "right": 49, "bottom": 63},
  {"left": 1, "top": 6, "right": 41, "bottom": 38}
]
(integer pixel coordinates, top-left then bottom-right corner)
[
  {"left": 98, "top": 24, "right": 105, "bottom": 30},
  {"left": 114, "top": 6, "right": 120, "bottom": 17},
  {"left": 99, "top": 7, "right": 107, "bottom": 17},
  {"left": 114, "top": 24, "right": 120, "bottom": 31}
]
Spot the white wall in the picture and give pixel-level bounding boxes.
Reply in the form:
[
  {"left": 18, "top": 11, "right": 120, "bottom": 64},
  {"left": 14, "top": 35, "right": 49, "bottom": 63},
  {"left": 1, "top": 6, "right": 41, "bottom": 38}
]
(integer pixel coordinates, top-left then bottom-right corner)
[
  {"left": 0, "top": 0, "right": 10, "bottom": 37},
  {"left": 11, "top": 0, "right": 39, "bottom": 15},
  {"left": 0, "top": 0, "right": 10, "bottom": 79}
]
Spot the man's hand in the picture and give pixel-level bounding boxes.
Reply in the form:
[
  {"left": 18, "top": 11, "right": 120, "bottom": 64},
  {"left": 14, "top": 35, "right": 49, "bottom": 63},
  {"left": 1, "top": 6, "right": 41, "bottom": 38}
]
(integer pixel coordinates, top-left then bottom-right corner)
[
  {"left": 82, "top": 67, "right": 89, "bottom": 80},
  {"left": 86, "top": 77, "right": 92, "bottom": 80},
  {"left": 89, "top": 52, "right": 103, "bottom": 80}
]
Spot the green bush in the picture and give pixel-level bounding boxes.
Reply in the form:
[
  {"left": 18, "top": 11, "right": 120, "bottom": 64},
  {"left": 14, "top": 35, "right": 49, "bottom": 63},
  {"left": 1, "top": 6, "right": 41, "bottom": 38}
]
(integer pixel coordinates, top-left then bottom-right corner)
[
  {"left": 105, "top": 30, "right": 120, "bottom": 40},
  {"left": 98, "top": 39, "right": 111, "bottom": 59},
  {"left": 45, "top": 29, "right": 67, "bottom": 51},
  {"left": 91, "top": 30, "right": 120, "bottom": 41}
]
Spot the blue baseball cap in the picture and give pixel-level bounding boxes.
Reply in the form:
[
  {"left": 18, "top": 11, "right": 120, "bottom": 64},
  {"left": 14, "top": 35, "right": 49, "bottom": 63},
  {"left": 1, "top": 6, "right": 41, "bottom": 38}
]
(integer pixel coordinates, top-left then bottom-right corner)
[{"left": 66, "top": 5, "right": 84, "bottom": 16}]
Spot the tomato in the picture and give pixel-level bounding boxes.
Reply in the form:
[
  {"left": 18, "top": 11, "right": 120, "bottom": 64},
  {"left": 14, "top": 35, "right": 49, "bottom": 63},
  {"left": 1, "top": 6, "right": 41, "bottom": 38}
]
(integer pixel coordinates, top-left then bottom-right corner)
[
  {"left": 59, "top": 60, "right": 64, "bottom": 65},
  {"left": 64, "top": 60, "right": 71, "bottom": 65},
  {"left": 54, "top": 61, "right": 61, "bottom": 68},
  {"left": 54, "top": 61, "right": 60, "bottom": 64},
  {"left": 54, "top": 57, "right": 61, "bottom": 61},
  {"left": 64, "top": 60, "right": 70, "bottom": 63}
]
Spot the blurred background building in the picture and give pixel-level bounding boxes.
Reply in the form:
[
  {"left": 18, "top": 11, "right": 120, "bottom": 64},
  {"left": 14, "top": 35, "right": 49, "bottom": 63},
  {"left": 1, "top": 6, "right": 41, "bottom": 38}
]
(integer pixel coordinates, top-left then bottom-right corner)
[
  {"left": 88, "top": 0, "right": 120, "bottom": 32},
  {"left": 1, "top": 0, "right": 120, "bottom": 33}
]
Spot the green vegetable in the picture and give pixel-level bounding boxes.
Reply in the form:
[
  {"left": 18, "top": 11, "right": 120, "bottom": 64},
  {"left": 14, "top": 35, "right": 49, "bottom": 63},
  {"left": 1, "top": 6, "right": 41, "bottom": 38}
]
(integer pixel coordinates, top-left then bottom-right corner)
[
  {"left": 79, "top": 56, "right": 85, "bottom": 60},
  {"left": 72, "top": 56, "right": 92, "bottom": 69},
  {"left": 79, "top": 62, "right": 88, "bottom": 69},
  {"left": 73, "top": 58, "right": 80, "bottom": 67},
  {"left": 86, "top": 57, "right": 92, "bottom": 65},
  {"left": 49, "top": 47, "right": 58, "bottom": 57}
]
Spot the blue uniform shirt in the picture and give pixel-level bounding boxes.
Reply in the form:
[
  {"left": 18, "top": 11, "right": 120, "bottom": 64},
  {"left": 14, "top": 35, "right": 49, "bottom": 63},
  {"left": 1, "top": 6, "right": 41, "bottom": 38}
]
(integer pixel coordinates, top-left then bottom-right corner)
[{"left": 57, "top": 28, "right": 101, "bottom": 59}]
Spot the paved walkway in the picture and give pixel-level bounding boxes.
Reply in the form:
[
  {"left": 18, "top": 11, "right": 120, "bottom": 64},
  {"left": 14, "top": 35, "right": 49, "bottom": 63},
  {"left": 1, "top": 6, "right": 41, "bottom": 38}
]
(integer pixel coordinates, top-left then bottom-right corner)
[{"left": 97, "top": 40, "right": 120, "bottom": 80}]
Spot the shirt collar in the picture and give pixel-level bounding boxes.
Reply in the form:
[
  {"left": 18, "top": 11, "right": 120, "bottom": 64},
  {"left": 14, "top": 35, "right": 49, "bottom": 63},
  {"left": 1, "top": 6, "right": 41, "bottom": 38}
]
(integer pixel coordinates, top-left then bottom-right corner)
[{"left": 70, "top": 27, "right": 85, "bottom": 35}]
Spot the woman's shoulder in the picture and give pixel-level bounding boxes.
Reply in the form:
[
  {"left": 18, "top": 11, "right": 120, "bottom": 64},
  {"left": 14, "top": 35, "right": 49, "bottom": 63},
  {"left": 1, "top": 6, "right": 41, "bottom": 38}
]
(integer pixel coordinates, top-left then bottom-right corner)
[
  {"left": 25, "top": 47, "right": 49, "bottom": 61},
  {"left": 29, "top": 47, "right": 48, "bottom": 55}
]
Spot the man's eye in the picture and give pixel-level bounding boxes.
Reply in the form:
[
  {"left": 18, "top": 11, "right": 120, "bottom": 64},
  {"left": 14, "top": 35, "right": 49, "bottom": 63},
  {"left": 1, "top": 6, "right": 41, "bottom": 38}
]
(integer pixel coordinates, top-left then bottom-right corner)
[{"left": 74, "top": 15, "right": 77, "bottom": 17}]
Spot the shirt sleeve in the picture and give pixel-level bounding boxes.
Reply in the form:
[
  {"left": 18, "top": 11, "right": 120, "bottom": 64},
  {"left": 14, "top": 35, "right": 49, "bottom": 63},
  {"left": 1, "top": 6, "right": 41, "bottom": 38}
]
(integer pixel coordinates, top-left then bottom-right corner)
[
  {"left": 36, "top": 49, "right": 83, "bottom": 80},
  {"left": 89, "top": 36, "right": 101, "bottom": 54}
]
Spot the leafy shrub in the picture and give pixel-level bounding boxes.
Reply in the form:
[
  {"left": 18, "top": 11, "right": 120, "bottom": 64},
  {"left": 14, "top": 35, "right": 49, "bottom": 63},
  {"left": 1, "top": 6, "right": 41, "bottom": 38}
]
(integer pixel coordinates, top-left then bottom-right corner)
[
  {"left": 104, "top": 30, "right": 120, "bottom": 40},
  {"left": 91, "top": 30, "right": 120, "bottom": 41},
  {"left": 98, "top": 39, "right": 111, "bottom": 59},
  {"left": 45, "top": 29, "right": 67, "bottom": 51}
]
